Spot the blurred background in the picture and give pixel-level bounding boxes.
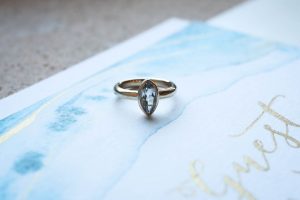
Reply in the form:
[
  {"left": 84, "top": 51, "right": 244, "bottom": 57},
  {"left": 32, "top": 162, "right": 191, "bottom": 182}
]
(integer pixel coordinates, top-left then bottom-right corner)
[{"left": 0, "top": 0, "right": 244, "bottom": 98}]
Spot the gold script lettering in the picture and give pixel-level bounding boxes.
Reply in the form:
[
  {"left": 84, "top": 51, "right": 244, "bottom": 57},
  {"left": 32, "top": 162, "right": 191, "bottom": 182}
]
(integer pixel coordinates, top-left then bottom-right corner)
[{"left": 176, "top": 95, "right": 300, "bottom": 199}]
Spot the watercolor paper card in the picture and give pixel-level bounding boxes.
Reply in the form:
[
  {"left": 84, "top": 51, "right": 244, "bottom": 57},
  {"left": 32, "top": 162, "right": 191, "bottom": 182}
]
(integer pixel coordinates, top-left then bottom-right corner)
[{"left": 0, "top": 19, "right": 300, "bottom": 200}]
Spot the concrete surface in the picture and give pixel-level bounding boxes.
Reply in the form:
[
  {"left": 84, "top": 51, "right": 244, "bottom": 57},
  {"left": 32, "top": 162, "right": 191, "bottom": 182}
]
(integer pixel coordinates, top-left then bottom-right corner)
[{"left": 0, "top": 0, "right": 244, "bottom": 99}]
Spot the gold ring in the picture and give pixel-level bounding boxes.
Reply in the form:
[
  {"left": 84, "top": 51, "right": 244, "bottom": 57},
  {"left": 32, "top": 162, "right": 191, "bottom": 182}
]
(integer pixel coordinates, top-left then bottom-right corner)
[{"left": 114, "top": 78, "right": 176, "bottom": 116}]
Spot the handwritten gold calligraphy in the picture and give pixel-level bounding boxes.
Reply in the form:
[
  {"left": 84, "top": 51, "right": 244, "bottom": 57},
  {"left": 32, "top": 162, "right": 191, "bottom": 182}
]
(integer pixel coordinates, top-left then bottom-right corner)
[{"left": 174, "top": 95, "right": 300, "bottom": 199}]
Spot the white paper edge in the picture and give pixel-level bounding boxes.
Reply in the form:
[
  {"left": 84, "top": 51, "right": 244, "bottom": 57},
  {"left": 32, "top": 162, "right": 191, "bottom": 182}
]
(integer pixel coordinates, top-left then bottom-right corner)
[
  {"left": 208, "top": 0, "right": 300, "bottom": 46},
  {"left": 0, "top": 18, "right": 189, "bottom": 119}
]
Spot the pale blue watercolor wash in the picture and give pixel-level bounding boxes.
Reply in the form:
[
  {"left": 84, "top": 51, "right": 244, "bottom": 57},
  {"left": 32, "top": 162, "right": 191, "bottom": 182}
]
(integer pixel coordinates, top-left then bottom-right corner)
[
  {"left": 0, "top": 97, "right": 50, "bottom": 135},
  {"left": 112, "top": 22, "right": 283, "bottom": 76},
  {"left": 0, "top": 180, "right": 10, "bottom": 200}
]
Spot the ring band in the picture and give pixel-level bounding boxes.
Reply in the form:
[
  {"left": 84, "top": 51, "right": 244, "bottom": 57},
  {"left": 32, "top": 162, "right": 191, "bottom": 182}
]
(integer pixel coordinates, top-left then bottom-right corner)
[
  {"left": 114, "top": 78, "right": 176, "bottom": 116},
  {"left": 114, "top": 78, "right": 176, "bottom": 98}
]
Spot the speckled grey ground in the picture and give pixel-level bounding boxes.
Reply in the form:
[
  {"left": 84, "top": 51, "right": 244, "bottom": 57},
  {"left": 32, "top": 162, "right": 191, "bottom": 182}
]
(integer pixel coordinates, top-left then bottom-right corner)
[{"left": 0, "top": 0, "right": 243, "bottom": 99}]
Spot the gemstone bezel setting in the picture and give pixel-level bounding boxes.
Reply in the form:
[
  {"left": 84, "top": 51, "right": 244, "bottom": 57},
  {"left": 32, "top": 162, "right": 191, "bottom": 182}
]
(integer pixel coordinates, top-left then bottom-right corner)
[{"left": 137, "top": 79, "right": 159, "bottom": 116}]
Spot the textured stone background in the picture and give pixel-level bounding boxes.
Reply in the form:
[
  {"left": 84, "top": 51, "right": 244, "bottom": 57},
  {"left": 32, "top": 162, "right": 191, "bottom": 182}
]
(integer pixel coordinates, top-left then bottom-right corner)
[{"left": 0, "top": 0, "right": 244, "bottom": 98}]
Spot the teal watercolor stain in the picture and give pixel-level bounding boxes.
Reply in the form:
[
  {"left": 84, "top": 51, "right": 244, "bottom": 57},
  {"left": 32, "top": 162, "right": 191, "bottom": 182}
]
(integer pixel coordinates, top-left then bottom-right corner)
[
  {"left": 48, "top": 106, "right": 85, "bottom": 132},
  {"left": 85, "top": 95, "right": 106, "bottom": 101},
  {"left": 48, "top": 93, "right": 86, "bottom": 132},
  {"left": 14, "top": 152, "right": 44, "bottom": 175}
]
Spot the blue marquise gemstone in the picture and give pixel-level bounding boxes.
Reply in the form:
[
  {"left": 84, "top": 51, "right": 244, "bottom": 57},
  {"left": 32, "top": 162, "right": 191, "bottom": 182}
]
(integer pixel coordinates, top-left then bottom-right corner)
[{"left": 138, "top": 80, "right": 159, "bottom": 116}]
